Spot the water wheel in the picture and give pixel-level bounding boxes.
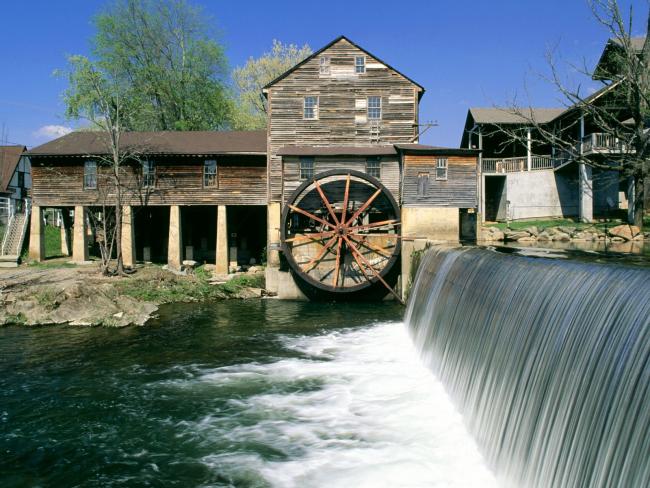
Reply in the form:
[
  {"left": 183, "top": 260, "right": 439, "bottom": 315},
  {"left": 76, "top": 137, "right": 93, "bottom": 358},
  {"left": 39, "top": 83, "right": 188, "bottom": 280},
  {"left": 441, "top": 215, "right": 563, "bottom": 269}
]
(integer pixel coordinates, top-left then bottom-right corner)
[{"left": 281, "top": 169, "right": 402, "bottom": 302}]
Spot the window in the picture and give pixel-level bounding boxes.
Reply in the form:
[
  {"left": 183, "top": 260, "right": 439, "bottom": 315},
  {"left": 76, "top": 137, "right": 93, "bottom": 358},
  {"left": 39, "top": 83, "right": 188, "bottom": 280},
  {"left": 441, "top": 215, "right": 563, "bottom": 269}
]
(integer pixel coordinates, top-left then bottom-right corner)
[
  {"left": 319, "top": 56, "right": 330, "bottom": 74},
  {"left": 142, "top": 160, "right": 155, "bottom": 188},
  {"left": 204, "top": 159, "right": 217, "bottom": 187},
  {"left": 368, "top": 96, "right": 381, "bottom": 120},
  {"left": 304, "top": 96, "right": 319, "bottom": 119},
  {"left": 417, "top": 172, "right": 429, "bottom": 197},
  {"left": 366, "top": 157, "right": 381, "bottom": 178},
  {"left": 300, "top": 157, "right": 314, "bottom": 180},
  {"left": 84, "top": 160, "right": 97, "bottom": 189},
  {"left": 355, "top": 56, "right": 366, "bottom": 73},
  {"left": 436, "top": 158, "right": 448, "bottom": 180}
]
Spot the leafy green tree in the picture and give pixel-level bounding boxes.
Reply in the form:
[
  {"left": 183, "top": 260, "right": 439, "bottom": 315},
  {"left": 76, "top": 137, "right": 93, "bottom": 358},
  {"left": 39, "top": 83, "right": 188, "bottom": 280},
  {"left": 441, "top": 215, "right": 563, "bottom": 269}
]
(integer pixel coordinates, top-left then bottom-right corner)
[
  {"left": 232, "top": 40, "right": 312, "bottom": 129},
  {"left": 88, "top": 0, "right": 232, "bottom": 131}
]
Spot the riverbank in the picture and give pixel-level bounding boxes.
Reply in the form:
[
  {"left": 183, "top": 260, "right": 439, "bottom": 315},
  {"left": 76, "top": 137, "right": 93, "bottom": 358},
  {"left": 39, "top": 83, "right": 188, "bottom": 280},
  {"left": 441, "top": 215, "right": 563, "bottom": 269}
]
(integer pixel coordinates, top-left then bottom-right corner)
[{"left": 0, "top": 262, "right": 266, "bottom": 327}]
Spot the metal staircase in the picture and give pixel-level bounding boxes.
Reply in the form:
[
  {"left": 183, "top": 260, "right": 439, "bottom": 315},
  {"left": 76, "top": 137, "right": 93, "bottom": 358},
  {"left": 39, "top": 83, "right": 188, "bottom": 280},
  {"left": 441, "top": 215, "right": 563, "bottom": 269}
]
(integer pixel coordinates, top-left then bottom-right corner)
[{"left": 0, "top": 201, "right": 31, "bottom": 267}]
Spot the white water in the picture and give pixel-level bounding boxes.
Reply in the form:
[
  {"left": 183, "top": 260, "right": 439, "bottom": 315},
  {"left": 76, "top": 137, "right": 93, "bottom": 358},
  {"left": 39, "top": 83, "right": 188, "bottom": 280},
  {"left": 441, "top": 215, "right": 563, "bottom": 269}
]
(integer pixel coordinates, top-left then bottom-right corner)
[{"left": 171, "top": 322, "right": 498, "bottom": 487}]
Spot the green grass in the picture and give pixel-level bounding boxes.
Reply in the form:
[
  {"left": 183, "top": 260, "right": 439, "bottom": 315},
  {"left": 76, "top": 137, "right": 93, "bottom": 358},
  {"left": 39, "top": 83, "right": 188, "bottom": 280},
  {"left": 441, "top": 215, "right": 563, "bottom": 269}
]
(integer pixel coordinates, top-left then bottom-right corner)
[
  {"left": 486, "top": 216, "right": 649, "bottom": 233},
  {"left": 44, "top": 224, "right": 63, "bottom": 258},
  {"left": 116, "top": 266, "right": 265, "bottom": 304},
  {"left": 26, "top": 260, "right": 77, "bottom": 269}
]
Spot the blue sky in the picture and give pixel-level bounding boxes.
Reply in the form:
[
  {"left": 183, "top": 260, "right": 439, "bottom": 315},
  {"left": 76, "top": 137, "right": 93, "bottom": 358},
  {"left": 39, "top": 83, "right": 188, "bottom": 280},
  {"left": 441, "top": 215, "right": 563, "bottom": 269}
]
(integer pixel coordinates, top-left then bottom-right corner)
[{"left": 0, "top": 0, "right": 645, "bottom": 148}]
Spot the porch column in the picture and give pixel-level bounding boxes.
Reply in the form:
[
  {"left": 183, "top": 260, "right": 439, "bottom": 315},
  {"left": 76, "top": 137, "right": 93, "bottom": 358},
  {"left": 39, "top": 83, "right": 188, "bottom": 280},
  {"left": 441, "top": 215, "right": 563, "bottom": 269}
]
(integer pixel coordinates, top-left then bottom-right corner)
[
  {"left": 167, "top": 205, "right": 182, "bottom": 271},
  {"left": 60, "top": 209, "right": 72, "bottom": 257},
  {"left": 579, "top": 163, "right": 593, "bottom": 222},
  {"left": 216, "top": 205, "right": 228, "bottom": 274},
  {"left": 121, "top": 205, "right": 135, "bottom": 268},
  {"left": 28, "top": 205, "right": 45, "bottom": 261},
  {"left": 72, "top": 205, "right": 89, "bottom": 263},
  {"left": 526, "top": 128, "right": 532, "bottom": 171}
]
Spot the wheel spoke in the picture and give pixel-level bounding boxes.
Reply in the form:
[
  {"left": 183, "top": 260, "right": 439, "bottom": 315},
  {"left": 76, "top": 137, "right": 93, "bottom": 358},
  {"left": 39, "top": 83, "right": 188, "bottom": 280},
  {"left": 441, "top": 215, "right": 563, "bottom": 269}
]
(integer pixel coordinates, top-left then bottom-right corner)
[
  {"left": 301, "top": 234, "right": 338, "bottom": 272},
  {"left": 349, "top": 233, "right": 400, "bottom": 239},
  {"left": 344, "top": 188, "right": 382, "bottom": 226},
  {"left": 343, "top": 236, "right": 404, "bottom": 304},
  {"left": 345, "top": 237, "right": 372, "bottom": 282},
  {"left": 348, "top": 220, "right": 401, "bottom": 232},
  {"left": 348, "top": 234, "right": 392, "bottom": 258},
  {"left": 314, "top": 179, "right": 339, "bottom": 226},
  {"left": 285, "top": 231, "right": 335, "bottom": 244},
  {"left": 341, "top": 173, "right": 351, "bottom": 224},
  {"left": 332, "top": 236, "right": 343, "bottom": 287},
  {"left": 288, "top": 204, "right": 334, "bottom": 229}
]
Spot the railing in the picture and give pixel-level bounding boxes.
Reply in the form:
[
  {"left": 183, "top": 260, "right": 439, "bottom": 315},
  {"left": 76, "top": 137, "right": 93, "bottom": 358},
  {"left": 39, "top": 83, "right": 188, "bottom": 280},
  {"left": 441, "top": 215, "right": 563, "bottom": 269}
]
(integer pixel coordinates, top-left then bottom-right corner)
[
  {"left": 582, "top": 132, "right": 628, "bottom": 153},
  {"left": 482, "top": 155, "right": 559, "bottom": 173}
]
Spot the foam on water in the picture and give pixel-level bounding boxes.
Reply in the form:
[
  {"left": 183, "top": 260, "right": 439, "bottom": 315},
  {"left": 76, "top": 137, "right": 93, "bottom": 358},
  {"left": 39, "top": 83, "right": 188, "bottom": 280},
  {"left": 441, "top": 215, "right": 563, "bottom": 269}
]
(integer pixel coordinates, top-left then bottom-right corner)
[{"left": 171, "top": 322, "right": 497, "bottom": 487}]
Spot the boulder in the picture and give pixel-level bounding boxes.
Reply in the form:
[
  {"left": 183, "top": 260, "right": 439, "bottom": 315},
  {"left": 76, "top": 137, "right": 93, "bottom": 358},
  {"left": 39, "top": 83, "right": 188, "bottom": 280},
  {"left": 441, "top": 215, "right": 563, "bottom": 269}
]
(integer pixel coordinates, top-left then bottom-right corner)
[
  {"left": 608, "top": 225, "right": 639, "bottom": 241},
  {"left": 537, "top": 231, "right": 551, "bottom": 242},
  {"left": 557, "top": 226, "right": 577, "bottom": 235},
  {"left": 524, "top": 226, "right": 539, "bottom": 237},
  {"left": 504, "top": 230, "right": 531, "bottom": 241},
  {"left": 517, "top": 236, "right": 537, "bottom": 242},
  {"left": 552, "top": 232, "right": 571, "bottom": 242},
  {"left": 234, "top": 287, "right": 264, "bottom": 299}
]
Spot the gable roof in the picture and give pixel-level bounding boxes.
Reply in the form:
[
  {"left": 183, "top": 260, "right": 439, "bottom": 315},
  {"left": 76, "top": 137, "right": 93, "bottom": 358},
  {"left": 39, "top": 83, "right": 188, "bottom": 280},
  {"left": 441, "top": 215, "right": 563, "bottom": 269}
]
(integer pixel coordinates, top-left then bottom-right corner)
[
  {"left": 0, "top": 145, "right": 26, "bottom": 193},
  {"left": 262, "top": 35, "right": 425, "bottom": 96},
  {"left": 594, "top": 36, "right": 646, "bottom": 79},
  {"left": 27, "top": 130, "right": 267, "bottom": 157},
  {"left": 468, "top": 107, "right": 565, "bottom": 125}
]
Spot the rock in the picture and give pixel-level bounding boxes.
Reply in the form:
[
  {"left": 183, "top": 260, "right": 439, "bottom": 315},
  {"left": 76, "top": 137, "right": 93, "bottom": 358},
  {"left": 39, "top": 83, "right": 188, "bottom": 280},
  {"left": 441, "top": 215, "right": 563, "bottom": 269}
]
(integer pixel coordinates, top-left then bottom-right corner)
[
  {"left": 234, "top": 287, "right": 263, "bottom": 299},
  {"left": 573, "top": 232, "right": 590, "bottom": 241},
  {"left": 517, "top": 236, "right": 537, "bottom": 242},
  {"left": 203, "top": 264, "right": 216, "bottom": 272},
  {"left": 552, "top": 232, "right": 571, "bottom": 242},
  {"left": 524, "top": 226, "right": 539, "bottom": 237},
  {"left": 557, "top": 226, "right": 576, "bottom": 235},
  {"left": 182, "top": 260, "right": 198, "bottom": 269},
  {"left": 608, "top": 225, "right": 638, "bottom": 241},
  {"left": 610, "top": 236, "right": 626, "bottom": 242},
  {"left": 247, "top": 266, "right": 262, "bottom": 274},
  {"left": 537, "top": 231, "right": 551, "bottom": 242},
  {"left": 504, "top": 230, "right": 531, "bottom": 241},
  {"left": 633, "top": 233, "right": 645, "bottom": 241},
  {"left": 485, "top": 228, "right": 505, "bottom": 241}
]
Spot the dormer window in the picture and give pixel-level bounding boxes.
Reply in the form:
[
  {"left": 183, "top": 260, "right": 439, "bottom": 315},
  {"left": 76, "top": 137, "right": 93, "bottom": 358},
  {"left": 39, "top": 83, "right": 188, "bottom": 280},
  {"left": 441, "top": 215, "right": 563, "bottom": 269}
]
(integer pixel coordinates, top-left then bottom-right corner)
[
  {"left": 304, "top": 96, "right": 319, "bottom": 119},
  {"left": 319, "top": 56, "right": 330, "bottom": 74},
  {"left": 355, "top": 56, "right": 366, "bottom": 74}
]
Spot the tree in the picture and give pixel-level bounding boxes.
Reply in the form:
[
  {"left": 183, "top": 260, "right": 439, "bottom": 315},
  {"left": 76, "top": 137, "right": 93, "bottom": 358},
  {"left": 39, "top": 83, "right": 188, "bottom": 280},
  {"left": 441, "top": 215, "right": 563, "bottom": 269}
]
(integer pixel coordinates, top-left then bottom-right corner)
[
  {"left": 232, "top": 40, "right": 312, "bottom": 129},
  {"left": 496, "top": 0, "right": 649, "bottom": 228},
  {"left": 62, "top": 56, "right": 149, "bottom": 275},
  {"left": 91, "top": 0, "right": 232, "bottom": 131}
]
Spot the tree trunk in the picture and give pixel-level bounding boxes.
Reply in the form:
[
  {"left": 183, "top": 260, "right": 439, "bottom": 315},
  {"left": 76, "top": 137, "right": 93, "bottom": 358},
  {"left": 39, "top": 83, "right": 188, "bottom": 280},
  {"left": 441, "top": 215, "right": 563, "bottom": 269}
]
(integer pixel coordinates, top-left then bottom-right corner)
[{"left": 633, "top": 172, "right": 645, "bottom": 229}]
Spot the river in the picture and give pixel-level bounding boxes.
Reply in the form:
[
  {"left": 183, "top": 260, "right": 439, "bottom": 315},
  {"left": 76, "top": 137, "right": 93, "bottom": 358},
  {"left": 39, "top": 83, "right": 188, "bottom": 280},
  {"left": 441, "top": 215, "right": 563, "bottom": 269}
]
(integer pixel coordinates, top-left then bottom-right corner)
[{"left": 0, "top": 300, "right": 496, "bottom": 487}]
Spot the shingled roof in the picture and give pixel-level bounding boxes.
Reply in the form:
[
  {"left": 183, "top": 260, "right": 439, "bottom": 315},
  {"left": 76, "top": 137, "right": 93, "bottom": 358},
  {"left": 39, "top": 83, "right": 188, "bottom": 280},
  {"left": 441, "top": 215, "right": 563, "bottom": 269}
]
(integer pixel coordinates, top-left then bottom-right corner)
[
  {"left": 468, "top": 107, "right": 565, "bottom": 125},
  {"left": 27, "top": 130, "right": 267, "bottom": 157},
  {"left": 0, "top": 145, "right": 26, "bottom": 193}
]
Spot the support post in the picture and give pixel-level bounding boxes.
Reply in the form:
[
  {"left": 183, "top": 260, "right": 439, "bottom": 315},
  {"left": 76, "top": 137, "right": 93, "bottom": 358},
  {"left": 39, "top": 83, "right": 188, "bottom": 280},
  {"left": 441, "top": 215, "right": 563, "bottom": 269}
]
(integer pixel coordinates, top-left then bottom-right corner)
[
  {"left": 216, "top": 205, "right": 228, "bottom": 274},
  {"left": 60, "top": 209, "right": 72, "bottom": 257},
  {"left": 72, "top": 205, "right": 89, "bottom": 263},
  {"left": 579, "top": 163, "right": 593, "bottom": 223},
  {"left": 167, "top": 205, "right": 182, "bottom": 271},
  {"left": 121, "top": 205, "right": 135, "bottom": 268},
  {"left": 266, "top": 202, "right": 282, "bottom": 268},
  {"left": 28, "top": 205, "right": 45, "bottom": 261},
  {"left": 526, "top": 128, "right": 532, "bottom": 171}
]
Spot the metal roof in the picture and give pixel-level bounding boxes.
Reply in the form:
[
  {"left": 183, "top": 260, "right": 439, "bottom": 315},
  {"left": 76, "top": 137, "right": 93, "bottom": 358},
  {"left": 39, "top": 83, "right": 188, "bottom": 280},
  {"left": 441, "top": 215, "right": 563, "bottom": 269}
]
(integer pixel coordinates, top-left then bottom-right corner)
[{"left": 0, "top": 145, "right": 26, "bottom": 193}]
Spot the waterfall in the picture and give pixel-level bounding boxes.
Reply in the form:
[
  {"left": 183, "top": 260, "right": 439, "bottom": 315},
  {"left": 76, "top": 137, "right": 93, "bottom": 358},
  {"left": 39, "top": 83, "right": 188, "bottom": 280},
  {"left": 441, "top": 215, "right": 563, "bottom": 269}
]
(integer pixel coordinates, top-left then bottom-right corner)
[{"left": 405, "top": 247, "right": 650, "bottom": 488}]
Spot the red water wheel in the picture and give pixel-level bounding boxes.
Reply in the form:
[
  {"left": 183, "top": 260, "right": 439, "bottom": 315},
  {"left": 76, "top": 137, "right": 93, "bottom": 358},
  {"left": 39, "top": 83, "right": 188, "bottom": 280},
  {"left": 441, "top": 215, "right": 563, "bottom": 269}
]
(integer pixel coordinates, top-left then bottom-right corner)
[{"left": 281, "top": 169, "right": 402, "bottom": 302}]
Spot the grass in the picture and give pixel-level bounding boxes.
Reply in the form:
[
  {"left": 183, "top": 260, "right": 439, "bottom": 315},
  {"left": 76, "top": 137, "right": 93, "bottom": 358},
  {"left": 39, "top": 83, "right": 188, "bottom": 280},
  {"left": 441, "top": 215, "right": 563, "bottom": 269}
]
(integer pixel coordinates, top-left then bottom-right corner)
[
  {"left": 34, "top": 287, "right": 60, "bottom": 311},
  {"left": 44, "top": 225, "right": 63, "bottom": 258},
  {"left": 486, "top": 215, "right": 650, "bottom": 233},
  {"left": 116, "top": 265, "right": 265, "bottom": 304}
]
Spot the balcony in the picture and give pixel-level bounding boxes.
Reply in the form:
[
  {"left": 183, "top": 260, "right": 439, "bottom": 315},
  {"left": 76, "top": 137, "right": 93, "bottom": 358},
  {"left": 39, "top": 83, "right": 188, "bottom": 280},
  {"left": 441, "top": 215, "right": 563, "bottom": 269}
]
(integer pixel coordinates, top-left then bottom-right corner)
[
  {"left": 482, "top": 155, "right": 559, "bottom": 174},
  {"left": 581, "top": 132, "right": 628, "bottom": 154}
]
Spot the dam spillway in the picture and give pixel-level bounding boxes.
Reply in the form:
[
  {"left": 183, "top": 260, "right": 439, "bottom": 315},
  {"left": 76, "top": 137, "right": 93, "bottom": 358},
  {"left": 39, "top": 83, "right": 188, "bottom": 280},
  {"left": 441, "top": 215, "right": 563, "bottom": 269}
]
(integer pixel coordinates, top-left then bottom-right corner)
[{"left": 405, "top": 247, "right": 650, "bottom": 488}]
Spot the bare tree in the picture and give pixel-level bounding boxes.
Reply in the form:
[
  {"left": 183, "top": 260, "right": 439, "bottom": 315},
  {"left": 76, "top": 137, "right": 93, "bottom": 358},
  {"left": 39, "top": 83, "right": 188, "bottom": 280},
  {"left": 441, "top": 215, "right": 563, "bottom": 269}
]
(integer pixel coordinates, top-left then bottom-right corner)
[{"left": 492, "top": 0, "right": 649, "bottom": 228}]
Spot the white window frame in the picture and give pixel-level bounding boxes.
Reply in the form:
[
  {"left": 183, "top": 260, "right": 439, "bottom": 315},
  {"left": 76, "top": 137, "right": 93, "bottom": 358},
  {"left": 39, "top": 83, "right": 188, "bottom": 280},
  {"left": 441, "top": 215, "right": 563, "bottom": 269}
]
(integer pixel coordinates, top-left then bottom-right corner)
[
  {"left": 83, "top": 160, "right": 97, "bottom": 190},
  {"left": 355, "top": 56, "right": 366, "bottom": 74},
  {"left": 319, "top": 56, "right": 330, "bottom": 74},
  {"left": 366, "top": 157, "right": 381, "bottom": 179},
  {"left": 203, "top": 159, "right": 217, "bottom": 188},
  {"left": 303, "top": 96, "right": 319, "bottom": 120},
  {"left": 142, "top": 160, "right": 156, "bottom": 188},
  {"left": 436, "top": 158, "right": 448, "bottom": 181},
  {"left": 367, "top": 96, "right": 381, "bottom": 120},
  {"left": 417, "top": 172, "right": 429, "bottom": 197},
  {"left": 300, "top": 157, "right": 315, "bottom": 180}
]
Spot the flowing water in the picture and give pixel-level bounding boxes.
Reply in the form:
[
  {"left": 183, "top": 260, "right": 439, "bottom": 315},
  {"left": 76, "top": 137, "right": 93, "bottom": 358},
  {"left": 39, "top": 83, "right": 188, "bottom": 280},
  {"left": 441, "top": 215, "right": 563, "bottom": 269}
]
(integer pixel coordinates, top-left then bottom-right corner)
[
  {"left": 1, "top": 300, "right": 496, "bottom": 487},
  {"left": 406, "top": 247, "right": 650, "bottom": 488}
]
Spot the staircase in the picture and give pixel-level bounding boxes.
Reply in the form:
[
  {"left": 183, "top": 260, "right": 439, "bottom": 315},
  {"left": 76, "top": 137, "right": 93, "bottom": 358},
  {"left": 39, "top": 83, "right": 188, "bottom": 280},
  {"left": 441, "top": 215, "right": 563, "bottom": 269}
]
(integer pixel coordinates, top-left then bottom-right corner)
[{"left": 0, "top": 205, "right": 30, "bottom": 267}]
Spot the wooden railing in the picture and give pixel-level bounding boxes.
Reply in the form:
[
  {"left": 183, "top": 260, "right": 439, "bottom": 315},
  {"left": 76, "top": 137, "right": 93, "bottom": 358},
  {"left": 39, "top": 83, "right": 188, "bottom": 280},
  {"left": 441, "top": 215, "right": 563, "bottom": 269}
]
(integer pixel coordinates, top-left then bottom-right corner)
[
  {"left": 582, "top": 133, "right": 627, "bottom": 153},
  {"left": 482, "top": 155, "right": 558, "bottom": 173}
]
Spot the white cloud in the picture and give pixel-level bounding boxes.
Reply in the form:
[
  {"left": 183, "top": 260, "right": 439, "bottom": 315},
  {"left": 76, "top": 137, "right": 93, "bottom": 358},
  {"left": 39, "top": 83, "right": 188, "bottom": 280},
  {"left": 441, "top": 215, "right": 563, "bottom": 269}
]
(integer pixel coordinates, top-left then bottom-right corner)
[{"left": 33, "top": 124, "right": 73, "bottom": 140}]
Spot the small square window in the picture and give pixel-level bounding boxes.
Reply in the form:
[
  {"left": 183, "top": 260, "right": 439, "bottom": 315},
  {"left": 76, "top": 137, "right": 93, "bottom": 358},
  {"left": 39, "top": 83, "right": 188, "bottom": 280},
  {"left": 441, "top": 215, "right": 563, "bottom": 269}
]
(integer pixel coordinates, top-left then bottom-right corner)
[
  {"left": 304, "top": 96, "right": 319, "bottom": 119},
  {"left": 436, "top": 158, "right": 448, "bottom": 180},
  {"left": 366, "top": 157, "right": 381, "bottom": 178},
  {"left": 84, "top": 160, "right": 97, "bottom": 190},
  {"left": 319, "top": 56, "right": 330, "bottom": 74},
  {"left": 300, "top": 157, "right": 314, "bottom": 180},
  {"left": 368, "top": 96, "right": 381, "bottom": 120},
  {"left": 417, "top": 172, "right": 429, "bottom": 197},
  {"left": 355, "top": 56, "right": 366, "bottom": 74},
  {"left": 142, "top": 160, "right": 155, "bottom": 188},
  {"left": 204, "top": 160, "right": 217, "bottom": 187}
]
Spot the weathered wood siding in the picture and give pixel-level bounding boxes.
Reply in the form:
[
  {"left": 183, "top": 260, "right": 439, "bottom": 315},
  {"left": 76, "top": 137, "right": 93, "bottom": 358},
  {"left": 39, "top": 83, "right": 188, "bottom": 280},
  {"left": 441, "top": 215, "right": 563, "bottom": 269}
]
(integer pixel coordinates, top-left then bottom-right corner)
[
  {"left": 30, "top": 155, "right": 267, "bottom": 207},
  {"left": 402, "top": 154, "right": 478, "bottom": 208},
  {"left": 282, "top": 155, "right": 400, "bottom": 201},
  {"left": 267, "top": 38, "right": 421, "bottom": 202}
]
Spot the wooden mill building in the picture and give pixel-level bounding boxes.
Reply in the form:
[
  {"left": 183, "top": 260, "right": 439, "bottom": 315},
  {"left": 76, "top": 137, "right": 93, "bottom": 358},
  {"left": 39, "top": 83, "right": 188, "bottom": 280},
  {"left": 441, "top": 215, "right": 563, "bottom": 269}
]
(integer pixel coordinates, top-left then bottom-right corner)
[{"left": 26, "top": 36, "right": 479, "bottom": 300}]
